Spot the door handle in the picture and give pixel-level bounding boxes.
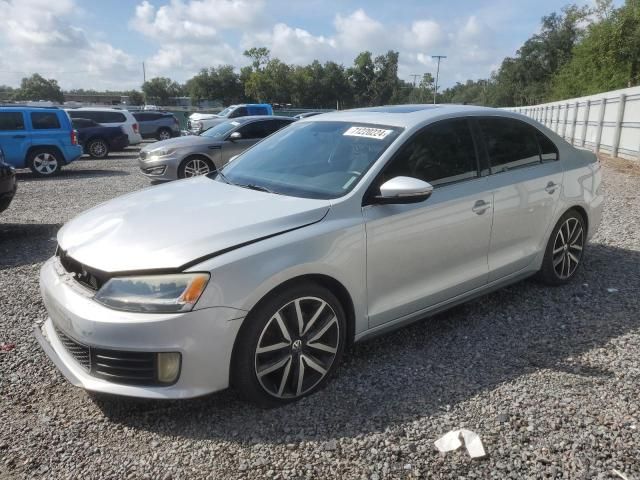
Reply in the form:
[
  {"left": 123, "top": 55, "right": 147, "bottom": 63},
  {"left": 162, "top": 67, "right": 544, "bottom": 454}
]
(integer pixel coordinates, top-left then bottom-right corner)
[
  {"left": 472, "top": 200, "right": 492, "bottom": 215},
  {"left": 545, "top": 181, "right": 558, "bottom": 194},
  {"left": 12, "top": 135, "right": 26, "bottom": 139}
]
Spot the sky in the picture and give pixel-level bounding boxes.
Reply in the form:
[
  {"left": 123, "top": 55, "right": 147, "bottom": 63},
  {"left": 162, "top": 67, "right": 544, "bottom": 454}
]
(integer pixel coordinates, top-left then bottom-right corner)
[{"left": 0, "top": 0, "right": 614, "bottom": 91}]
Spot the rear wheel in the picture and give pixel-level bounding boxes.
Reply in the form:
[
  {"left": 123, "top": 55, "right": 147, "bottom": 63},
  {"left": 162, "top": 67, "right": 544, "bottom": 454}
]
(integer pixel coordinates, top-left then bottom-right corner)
[
  {"left": 178, "top": 156, "right": 214, "bottom": 178},
  {"left": 157, "top": 128, "right": 172, "bottom": 141},
  {"left": 87, "top": 138, "right": 109, "bottom": 159},
  {"left": 232, "top": 282, "right": 346, "bottom": 407},
  {"left": 28, "top": 149, "right": 62, "bottom": 177},
  {"left": 537, "top": 210, "right": 586, "bottom": 285}
]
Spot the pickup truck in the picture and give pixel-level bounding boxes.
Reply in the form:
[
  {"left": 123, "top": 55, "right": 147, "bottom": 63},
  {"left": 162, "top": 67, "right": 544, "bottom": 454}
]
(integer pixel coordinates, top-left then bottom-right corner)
[{"left": 187, "top": 104, "right": 273, "bottom": 134}]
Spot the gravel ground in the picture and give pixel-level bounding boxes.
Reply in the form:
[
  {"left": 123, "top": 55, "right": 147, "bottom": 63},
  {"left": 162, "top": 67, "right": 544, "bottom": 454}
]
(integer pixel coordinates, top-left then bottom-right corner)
[{"left": 1, "top": 148, "right": 639, "bottom": 479}]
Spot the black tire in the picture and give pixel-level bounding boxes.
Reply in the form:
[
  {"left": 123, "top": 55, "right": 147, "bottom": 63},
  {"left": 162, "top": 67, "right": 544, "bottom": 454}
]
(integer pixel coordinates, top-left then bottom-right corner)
[
  {"left": 536, "top": 209, "right": 586, "bottom": 285},
  {"left": 232, "top": 282, "right": 347, "bottom": 407},
  {"left": 157, "top": 128, "right": 172, "bottom": 141},
  {"left": 86, "top": 138, "right": 109, "bottom": 159},
  {"left": 28, "top": 148, "right": 62, "bottom": 177},
  {"left": 177, "top": 156, "right": 215, "bottom": 179}
]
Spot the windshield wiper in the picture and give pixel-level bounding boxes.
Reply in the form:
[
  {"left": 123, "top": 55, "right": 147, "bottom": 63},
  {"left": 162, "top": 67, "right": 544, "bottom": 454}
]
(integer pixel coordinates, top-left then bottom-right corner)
[{"left": 237, "top": 183, "right": 279, "bottom": 195}]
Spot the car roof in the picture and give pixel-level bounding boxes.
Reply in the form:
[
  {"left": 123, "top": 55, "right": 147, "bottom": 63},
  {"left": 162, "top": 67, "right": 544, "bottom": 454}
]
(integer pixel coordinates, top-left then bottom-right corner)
[
  {"left": 229, "top": 115, "right": 295, "bottom": 123},
  {"left": 67, "top": 107, "right": 130, "bottom": 112},
  {"left": 0, "top": 105, "right": 61, "bottom": 111},
  {"left": 303, "top": 104, "right": 509, "bottom": 128}
]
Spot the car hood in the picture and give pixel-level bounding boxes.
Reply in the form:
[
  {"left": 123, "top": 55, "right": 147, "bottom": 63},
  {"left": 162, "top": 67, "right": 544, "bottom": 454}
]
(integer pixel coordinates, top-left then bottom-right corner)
[
  {"left": 189, "top": 113, "right": 220, "bottom": 121},
  {"left": 141, "top": 136, "right": 217, "bottom": 152},
  {"left": 57, "top": 177, "right": 331, "bottom": 272}
]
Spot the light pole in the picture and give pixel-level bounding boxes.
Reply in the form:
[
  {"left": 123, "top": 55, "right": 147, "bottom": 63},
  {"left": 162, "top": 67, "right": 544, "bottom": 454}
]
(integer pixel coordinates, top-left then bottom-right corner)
[{"left": 432, "top": 55, "right": 446, "bottom": 104}]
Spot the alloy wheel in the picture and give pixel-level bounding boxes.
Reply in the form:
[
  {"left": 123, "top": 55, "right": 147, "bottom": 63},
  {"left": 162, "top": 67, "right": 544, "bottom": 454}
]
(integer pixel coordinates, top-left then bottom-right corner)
[
  {"left": 254, "top": 296, "right": 340, "bottom": 399},
  {"left": 33, "top": 152, "right": 59, "bottom": 175},
  {"left": 552, "top": 217, "right": 584, "bottom": 279},
  {"left": 183, "top": 159, "right": 210, "bottom": 177},
  {"left": 159, "top": 130, "right": 171, "bottom": 140},
  {"left": 89, "top": 141, "right": 107, "bottom": 157}
]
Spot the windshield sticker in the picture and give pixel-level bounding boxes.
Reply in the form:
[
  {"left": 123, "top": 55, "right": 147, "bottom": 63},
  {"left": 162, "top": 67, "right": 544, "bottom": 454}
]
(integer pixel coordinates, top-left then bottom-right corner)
[{"left": 344, "top": 126, "right": 393, "bottom": 140}]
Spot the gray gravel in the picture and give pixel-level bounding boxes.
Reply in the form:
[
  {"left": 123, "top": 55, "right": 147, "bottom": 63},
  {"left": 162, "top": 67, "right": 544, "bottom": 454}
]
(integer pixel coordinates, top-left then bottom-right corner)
[{"left": 1, "top": 149, "right": 639, "bottom": 479}]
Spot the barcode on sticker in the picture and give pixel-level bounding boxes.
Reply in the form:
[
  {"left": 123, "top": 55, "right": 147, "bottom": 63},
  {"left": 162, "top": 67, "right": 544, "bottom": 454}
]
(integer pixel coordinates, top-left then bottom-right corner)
[{"left": 344, "top": 126, "right": 392, "bottom": 140}]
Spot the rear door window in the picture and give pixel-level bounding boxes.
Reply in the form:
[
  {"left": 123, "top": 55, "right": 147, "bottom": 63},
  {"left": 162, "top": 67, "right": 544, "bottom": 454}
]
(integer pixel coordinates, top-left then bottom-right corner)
[
  {"left": 31, "top": 112, "right": 61, "bottom": 129},
  {"left": 262, "top": 119, "right": 293, "bottom": 136},
  {"left": 237, "top": 121, "right": 269, "bottom": 139},
  {"left": 70, "top": 110, "right": 126, "bottom": 123},
  {"left": 0, "top": 112, "right": 25, "bottom": 130},
  {"left": 479, "top": 118, "right": 541, "bottom": 173},
  {"left": 536, "top": 131, "right": 559, "bottom": 161}
]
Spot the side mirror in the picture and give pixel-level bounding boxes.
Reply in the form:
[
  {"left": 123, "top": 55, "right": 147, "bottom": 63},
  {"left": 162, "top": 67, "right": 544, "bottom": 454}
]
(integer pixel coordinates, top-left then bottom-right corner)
[
  {"left": 229, "top": 131, "right": 242, "bottom": 141},
  {"left": 374, "top": 176, "right": 433, "bottom": 204}
]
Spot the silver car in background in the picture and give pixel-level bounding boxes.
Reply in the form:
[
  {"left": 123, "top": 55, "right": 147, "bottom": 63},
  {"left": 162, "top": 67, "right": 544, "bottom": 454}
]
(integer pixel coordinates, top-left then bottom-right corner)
[
  {"left": 36, "top": 105, "right": 603, "bottom": 406},
  {"left": 138, "top": 116, "right": 295, "bottom": 180}
]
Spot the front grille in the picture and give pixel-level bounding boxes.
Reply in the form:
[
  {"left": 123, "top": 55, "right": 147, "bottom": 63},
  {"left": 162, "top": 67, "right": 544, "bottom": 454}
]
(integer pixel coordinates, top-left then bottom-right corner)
[
  {"left": 54, "top": 326, "right": 160, "bottom": 386},
  {"left": 54, "top": 326, "right": 91, "bottom": 370},
  {"left": 57, "top": 249, "right": 107, "bottom": 291}
]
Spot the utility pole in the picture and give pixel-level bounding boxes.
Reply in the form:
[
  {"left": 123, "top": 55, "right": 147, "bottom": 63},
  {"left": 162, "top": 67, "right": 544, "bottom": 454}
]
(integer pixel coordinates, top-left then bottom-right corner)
[
  {"left": 431, "top": 55, "right": 446, "bottom": 104},
  {"left": 142, "top": 62, "right": 146, "bottom": 85},
  {"left": 410, "top": 74, "right": 421, "bottom": 88}
]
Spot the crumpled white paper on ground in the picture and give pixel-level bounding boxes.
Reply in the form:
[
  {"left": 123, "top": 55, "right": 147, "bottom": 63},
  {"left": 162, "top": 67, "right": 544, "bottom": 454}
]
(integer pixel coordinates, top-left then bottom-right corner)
[{"left": 434, "top": 429, "right": 486, "bottom": 458}]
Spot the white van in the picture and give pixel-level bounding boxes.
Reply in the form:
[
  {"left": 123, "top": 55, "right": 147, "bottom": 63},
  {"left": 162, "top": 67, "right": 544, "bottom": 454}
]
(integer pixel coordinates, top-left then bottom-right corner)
[{"left": 66, "top": 108, "right": 143, "bottom": 145}]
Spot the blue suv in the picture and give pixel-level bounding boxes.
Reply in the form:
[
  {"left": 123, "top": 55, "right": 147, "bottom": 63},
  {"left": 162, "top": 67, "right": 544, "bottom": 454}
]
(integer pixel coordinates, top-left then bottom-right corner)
[{"left": 0, "top": 106, "right": 83, "bottom": 176}]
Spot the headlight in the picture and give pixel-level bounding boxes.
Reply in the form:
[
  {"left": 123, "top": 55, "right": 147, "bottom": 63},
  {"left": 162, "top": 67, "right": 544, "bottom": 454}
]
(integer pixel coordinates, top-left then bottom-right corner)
[{"left": 94, "top": 273, "right": 210, "bottom": 313}]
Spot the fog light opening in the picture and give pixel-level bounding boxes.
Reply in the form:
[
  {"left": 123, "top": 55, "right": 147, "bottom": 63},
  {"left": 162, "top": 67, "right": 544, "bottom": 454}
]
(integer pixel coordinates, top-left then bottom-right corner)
[{"left": 157, "top": 352, "right": 181, "bottom": 384}]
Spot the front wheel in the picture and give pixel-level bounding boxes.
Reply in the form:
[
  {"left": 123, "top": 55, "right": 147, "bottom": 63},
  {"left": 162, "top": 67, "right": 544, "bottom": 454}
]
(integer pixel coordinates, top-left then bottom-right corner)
[
  {"left": 28, "top": 149, "right": 62, "bottom": 177},
  {"left": 178, "top": 156, "right": 214, "bottom": 178},
  {"left": 537, "top": 210, "right": 586, "bottom": 285},
  {"left": 232, "top": 283, "right": 346, "bottom": 407}
]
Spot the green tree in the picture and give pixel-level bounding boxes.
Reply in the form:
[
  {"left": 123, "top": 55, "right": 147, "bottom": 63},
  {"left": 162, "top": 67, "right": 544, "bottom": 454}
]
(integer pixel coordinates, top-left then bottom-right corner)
[
  {"left": 243, "top": 47, "right": 270, "bottom": 71},
  {"left": 142, "top": 77, "right": 182, "bottom": 104},
  {"left": 371, "top": 51, "right": 400, "bottom": 105},
  {"left": 552, "top": 0, "right": 640, "bottom": 98},
  {"left": 185, "top": 66, "right": 243, "bottom": 105},
  {"left": 125, "top": 90, "right": 144, "bottom": 106},
  {"left": 347, "top": 52, "right": 376, "bottom": 106},
  {"left": 12, "top": 73, "right": 64, "bottom": 102}
]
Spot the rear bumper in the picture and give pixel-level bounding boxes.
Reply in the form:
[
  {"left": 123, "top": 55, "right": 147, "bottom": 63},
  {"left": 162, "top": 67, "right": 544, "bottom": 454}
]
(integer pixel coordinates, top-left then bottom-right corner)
[
  {"left": 128, "top": 133, "right": 143, "bottom": 145},
  {"left": 63, "top": 145, "right": 84, "bottom": 164}
]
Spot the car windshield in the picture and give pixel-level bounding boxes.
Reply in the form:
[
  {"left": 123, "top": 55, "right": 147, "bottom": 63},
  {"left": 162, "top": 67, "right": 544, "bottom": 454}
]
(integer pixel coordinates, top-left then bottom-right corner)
[
  {"left": 217, "top": 106, "right": 234, "bottom": 117},
  {"left": 215, "top": 121, "right": 403, "bottom": 199},
  {"left": 199, "top": 120, "right": 239, "bottom": 139}
]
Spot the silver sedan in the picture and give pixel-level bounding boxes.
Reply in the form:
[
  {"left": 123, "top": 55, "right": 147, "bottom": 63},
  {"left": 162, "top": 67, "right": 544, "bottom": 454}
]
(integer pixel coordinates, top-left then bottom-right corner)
[
  {"left": 138, "top": 116, "right": 295, "bottom": 181},
  {"left": 36, "top": 105, "right": 603, "bottom": 405}
]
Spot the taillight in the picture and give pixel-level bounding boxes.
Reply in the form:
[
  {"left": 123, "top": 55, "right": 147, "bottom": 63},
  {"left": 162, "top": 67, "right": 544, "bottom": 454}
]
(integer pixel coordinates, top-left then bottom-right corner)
[
  {"left": 133, "top": 123, "right": 139, "bottom": 134},
  {"left": 71, "top": 130, "right": 78, "bottom": 145}
]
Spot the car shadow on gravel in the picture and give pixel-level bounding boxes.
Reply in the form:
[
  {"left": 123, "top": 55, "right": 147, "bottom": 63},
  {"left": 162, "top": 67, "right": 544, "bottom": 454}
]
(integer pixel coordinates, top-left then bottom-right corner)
[
  {"left": 91, "top": 243, "right": 639, "bottom": 444},
  {"left": 15, "top": 169, "right": 130, "bottom": 181},
  {"left": 0, "top": 223, "right": 60, "bottom": 268}
]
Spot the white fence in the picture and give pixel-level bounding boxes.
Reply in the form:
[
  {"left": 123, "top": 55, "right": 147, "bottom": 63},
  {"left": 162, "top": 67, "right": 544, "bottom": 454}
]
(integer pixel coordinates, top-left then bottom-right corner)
[{"left": 506, "top": 85, "right": 640, "bottom": 161}]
